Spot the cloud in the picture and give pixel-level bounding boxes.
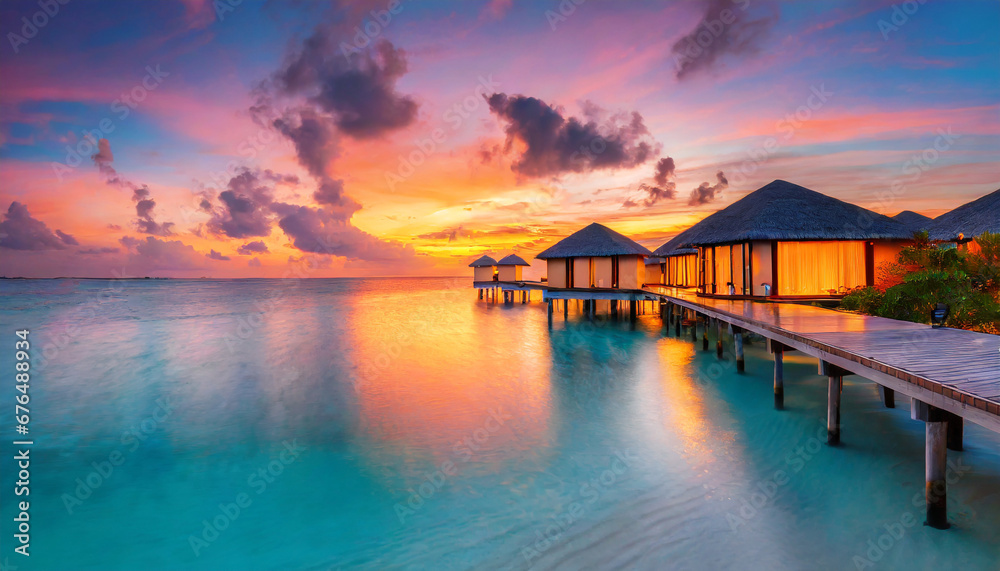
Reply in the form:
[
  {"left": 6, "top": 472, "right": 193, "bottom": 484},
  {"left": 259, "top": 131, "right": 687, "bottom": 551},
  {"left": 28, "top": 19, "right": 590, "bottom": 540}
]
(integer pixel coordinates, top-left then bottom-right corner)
[
  {"left": 79, "top": 247, "right": 119, "bottom": 255},
  {"left": 688, "top": 171, "right": 729, "bottom": 205},
  {"left": 55, "top": 229, "right": 79, "bottom": 246},
  {"left": 131, "top": 186, "right": 175, "bottom": 236},
  {"left": 237, "top": 240, "right": 269, "bottom": 255},
  {"left": 119, "top": 236, "right": 208, "bottom": 271},
  {"left": 272, "top": 203, "right": 414, "bottom": 262},
  {"left": 485, "top": 93, "right": 659, "bottom": 178},
  {"left": 275, "top": 34, "right": 418, "bottom": 139},
  {"left": 91, "top": 138, "right": 129, "bottom": 188},
  {"left": 0, "top": 202, "right": 73, "bottom": 250},
  {"left": 623, "top": 156, "right": 678, "bottom": 208},
  {"left": 671, "top": 0, "right": 777, "bottom": 80},
  {"left": 206, "top": 169, "right": 276, "bottom": 238},
  {"left": 207, "top": 249, "right": 231, "bottom": 261},
  {"left": 248, "top": 257, "right": 262, "bottom": 268}
]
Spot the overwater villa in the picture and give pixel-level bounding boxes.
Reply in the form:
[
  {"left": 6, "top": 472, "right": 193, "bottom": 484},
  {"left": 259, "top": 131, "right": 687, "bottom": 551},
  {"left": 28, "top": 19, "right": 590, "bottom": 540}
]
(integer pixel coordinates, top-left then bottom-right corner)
[
  {"left": 644, "top": 257, "right": 664, "bottom": 286},
  {"left": 535, "top": 222, "right": 652, "bottom": 290},
  {"left": 496, "top": 254, "right": 530, "bottom": 281},
  {"left": 468, "top": 254, "right": 497, "bottom": 282},
  {"left": 893, "top": 210, "right": 933, "bottom": 234},
  {"left": 929, "top": 188, "right": 1000, "bottom": 254},
  {"left": 658, "top": 180, "right": 914, "bottom": 299},
  {"left": 650, "top": 234, "right": 698, "bottom": 288}
]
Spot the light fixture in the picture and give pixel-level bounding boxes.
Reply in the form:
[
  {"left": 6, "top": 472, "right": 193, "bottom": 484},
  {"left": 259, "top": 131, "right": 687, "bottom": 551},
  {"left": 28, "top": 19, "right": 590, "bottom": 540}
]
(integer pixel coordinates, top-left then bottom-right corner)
[{"left": 931, "top": 303, "right": 949, "bottom": 328}]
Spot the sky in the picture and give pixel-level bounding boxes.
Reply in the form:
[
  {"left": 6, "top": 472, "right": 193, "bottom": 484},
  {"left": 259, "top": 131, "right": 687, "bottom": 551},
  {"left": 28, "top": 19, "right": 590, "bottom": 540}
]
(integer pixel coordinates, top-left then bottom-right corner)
[{"left": 0, "top": 0, "right": 998, "bottom": 278}]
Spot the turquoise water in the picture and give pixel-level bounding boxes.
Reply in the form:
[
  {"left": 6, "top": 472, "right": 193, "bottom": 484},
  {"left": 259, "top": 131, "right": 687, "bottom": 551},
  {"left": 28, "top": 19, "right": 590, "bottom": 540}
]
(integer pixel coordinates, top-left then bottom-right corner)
[{"left": 1, "top": 277, "right": 999, "bottom": 570}]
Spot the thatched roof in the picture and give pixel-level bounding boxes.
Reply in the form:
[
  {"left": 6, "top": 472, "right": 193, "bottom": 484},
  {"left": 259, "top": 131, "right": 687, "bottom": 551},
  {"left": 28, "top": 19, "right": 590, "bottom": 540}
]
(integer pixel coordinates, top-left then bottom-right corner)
[
  {"left": 644, "top": 256, "right": 665, "bottom": 265},
  {"left": 497, "top": 254, "right": 529, "bottom": 266},
  {"left": 653, "top": 232, "right": 699, "bottom": 257},
  {"left": 929, "top": 188, "right": 1000, "bottom": 241},
  {"left": 892, "top": 210, "right": 932, "bottom": 232},
  {"left": 654, "top": 180, "right": 912, "bottom": 248},
  {"left": 535, "top": 223, "right": 652, "bottom": 259},
  {"left": 468, "top": 255, "right": 497, "bottom": 267}
]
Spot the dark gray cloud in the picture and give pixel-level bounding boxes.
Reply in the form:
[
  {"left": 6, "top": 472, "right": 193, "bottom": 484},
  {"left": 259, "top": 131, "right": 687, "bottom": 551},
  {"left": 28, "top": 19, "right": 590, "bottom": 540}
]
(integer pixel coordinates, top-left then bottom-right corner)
[
  {"left": 653, "top": 157, "right": 676, "bottom": 186},
  {"left": 671, "top": 0, "right": 777, "bottom": 80},
  {"left": 55, "top": 229, "right": 79, "bottom": 246},
  {"left": 206, "top": 169, "right": 275, "bottom": 238},
  {"left": 79, "top": 247, "right": 119, "bottom": 255},
  {"left": 91, "top": 138, "right": 129, "bottom": 188},
  {"left": 688, "top": 171, "right": 729, "bottom": 205},
  {"left": 131, "top": 187, "right": 174, "bottom": 236},
  {"left": 623, "top": 156, "right": 678, "bottom": 208},
  {"left": 272, "top": 203, "right": 413, "bottom": 262},
  {"left": 485, "top": 93, "right": 659, "bottom": 178},
  {"left": 0, "top": 202, "right": 71, "bottom": 250},
  {"left": 276, "top": 35, "right": 417, "bottom": 139},
  {"left": 207, "top": 249, "right": 231, "bottom": 261},
  {"left": 237, "top": 240, "right": 269, "bottom": 255}
]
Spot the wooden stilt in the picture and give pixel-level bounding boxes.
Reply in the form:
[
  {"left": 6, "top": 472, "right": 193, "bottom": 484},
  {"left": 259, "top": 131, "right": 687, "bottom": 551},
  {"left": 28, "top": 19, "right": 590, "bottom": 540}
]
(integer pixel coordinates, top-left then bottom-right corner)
[
  {"left": 479, "top": 289, "right": 483, "bottom": 300},
  {"left": 734, "top": 326, "right": 745, "bottom": 372},
  {"left": 629, "top": 300, "right": 637, "bottom": 323},
  {"left": 926, "top": 420, "right": 950, "bottom": 529},
  {"left": 674, "top": 305, "right": 681, "bottom": 336},
  {"left": 701, "top": 316, "right": 709, "bottom": 351},
  {"left": 564, "top": 299, "right": 568, "bottom": 320},
  {"left": 716, "top": 319, "right": 724, "bottom": 358},
  {"left": 690, "top": 311, "right": 698, "bottom": 341},
  {"left": 878, "top": 385, "right": 895, "bottom": 408},
  {"left": 773, "top": 348, "right": 784, "bottom": 409},
  {"left": 827, "top": 374, "right": 842, "bottom": 445},
  {"left": 947, "top": 413, "right": 963, "bottom": 451},
  {"left": 547, "top": 299, "right": 553, "bottom": 328}
]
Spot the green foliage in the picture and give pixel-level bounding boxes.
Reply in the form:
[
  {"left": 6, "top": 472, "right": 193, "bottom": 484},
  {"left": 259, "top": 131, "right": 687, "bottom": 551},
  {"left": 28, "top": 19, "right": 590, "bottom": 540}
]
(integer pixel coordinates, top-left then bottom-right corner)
[{"left": 840, "top": 232, "right": 1000, "bottom": 333}]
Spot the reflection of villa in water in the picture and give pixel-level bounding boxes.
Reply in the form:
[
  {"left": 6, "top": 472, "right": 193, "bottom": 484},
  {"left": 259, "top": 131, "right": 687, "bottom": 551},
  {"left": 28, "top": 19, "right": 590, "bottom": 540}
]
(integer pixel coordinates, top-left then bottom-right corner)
[{"left": 466, "top": 179, "right": 1000, "bottom": 533}]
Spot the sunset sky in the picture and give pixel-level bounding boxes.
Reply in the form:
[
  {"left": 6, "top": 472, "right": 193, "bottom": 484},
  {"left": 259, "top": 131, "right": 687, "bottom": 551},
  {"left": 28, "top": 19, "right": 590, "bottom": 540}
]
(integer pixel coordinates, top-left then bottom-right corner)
[{"left": 1, "top": 0, "right": 998, "bottom": 278}]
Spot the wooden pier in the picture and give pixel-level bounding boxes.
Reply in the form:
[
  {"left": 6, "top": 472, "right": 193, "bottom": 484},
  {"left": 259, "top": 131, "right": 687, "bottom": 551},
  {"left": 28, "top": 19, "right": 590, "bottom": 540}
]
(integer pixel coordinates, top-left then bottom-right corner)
[
  {"left": 479, "top": 280, "right": 1000, "bottom": 529},
  {"left": 651, "top": 286, "right": 1000, "bottom": 530}
]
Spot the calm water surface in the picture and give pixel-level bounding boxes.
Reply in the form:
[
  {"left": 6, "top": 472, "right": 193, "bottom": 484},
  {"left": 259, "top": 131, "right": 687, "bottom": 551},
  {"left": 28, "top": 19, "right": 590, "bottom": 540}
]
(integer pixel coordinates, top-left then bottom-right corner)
[{"left": 1, "top": 277, "right": 998, "bottom": 570}]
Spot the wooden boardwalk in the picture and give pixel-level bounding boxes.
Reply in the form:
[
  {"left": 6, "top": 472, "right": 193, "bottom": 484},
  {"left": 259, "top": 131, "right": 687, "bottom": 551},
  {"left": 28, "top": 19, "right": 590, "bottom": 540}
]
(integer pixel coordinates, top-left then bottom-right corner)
[{"left": 652, "top": 287, "right": 1000, "bottom": 433}]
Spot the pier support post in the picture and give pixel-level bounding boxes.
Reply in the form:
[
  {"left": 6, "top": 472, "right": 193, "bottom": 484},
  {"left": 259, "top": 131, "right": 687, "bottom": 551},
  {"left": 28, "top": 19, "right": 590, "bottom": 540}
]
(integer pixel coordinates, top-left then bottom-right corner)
[
  {"left": 674, "top": 306, "right": 681, "bottom": 336},
  {"left": 878, "top": 385, "right": 895, "bottom": 408},
  {"left": 767, "top": 339, "right": 787, "bottom": 409},
  {"left": 564, "top": 299, "right": 568, "bottom": 320},
  {"left": 547, "top": 299, "right": 553, "bottom": 328},
  {"left": 690, "top": 311, "right": 698, "bottom": 341},
  {"left": 911, "top": 400, "right": 950, "bottom": 529},
  {"left": 820, "top": 361, "right": 852, "bottom": 445},
  {"left": 701, "top": 316, "right": 709, "bottom": 351},
  {"left": 733, "top": 326, "right": 745, "bottom": 372},
  {"left": 479, "top": 289, "right": 483, "bottom": 300},
  {"left": 629, "top": 300, "right": 637, "bottom": 323},
  {"left": 926, "top": 421, "right": 950, "bottom": 529},
  {"left": 946, "top": 412, "right": 963, "bottom": 452},
  {"left": 773, "top": 348, "right": 784, "bottom": 410},
  {"left": 827, "top": 374, "right": 842, "bottom": 445},
  {"left": 716, "top": 320, "right": 724, "bottom": 358}
]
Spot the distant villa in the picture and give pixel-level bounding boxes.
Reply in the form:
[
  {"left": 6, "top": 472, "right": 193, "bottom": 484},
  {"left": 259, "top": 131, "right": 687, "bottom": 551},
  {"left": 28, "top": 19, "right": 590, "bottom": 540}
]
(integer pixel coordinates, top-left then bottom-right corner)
[{"left": 469, "top": 180, "right": 999, "bottom": 301}]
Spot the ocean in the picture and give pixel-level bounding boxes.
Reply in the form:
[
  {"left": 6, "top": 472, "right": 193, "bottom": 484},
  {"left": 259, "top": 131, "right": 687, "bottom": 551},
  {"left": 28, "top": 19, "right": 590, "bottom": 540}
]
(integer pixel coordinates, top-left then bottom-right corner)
[{"left": 1, "top": 277, "right": 998, "bottom": 570}]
